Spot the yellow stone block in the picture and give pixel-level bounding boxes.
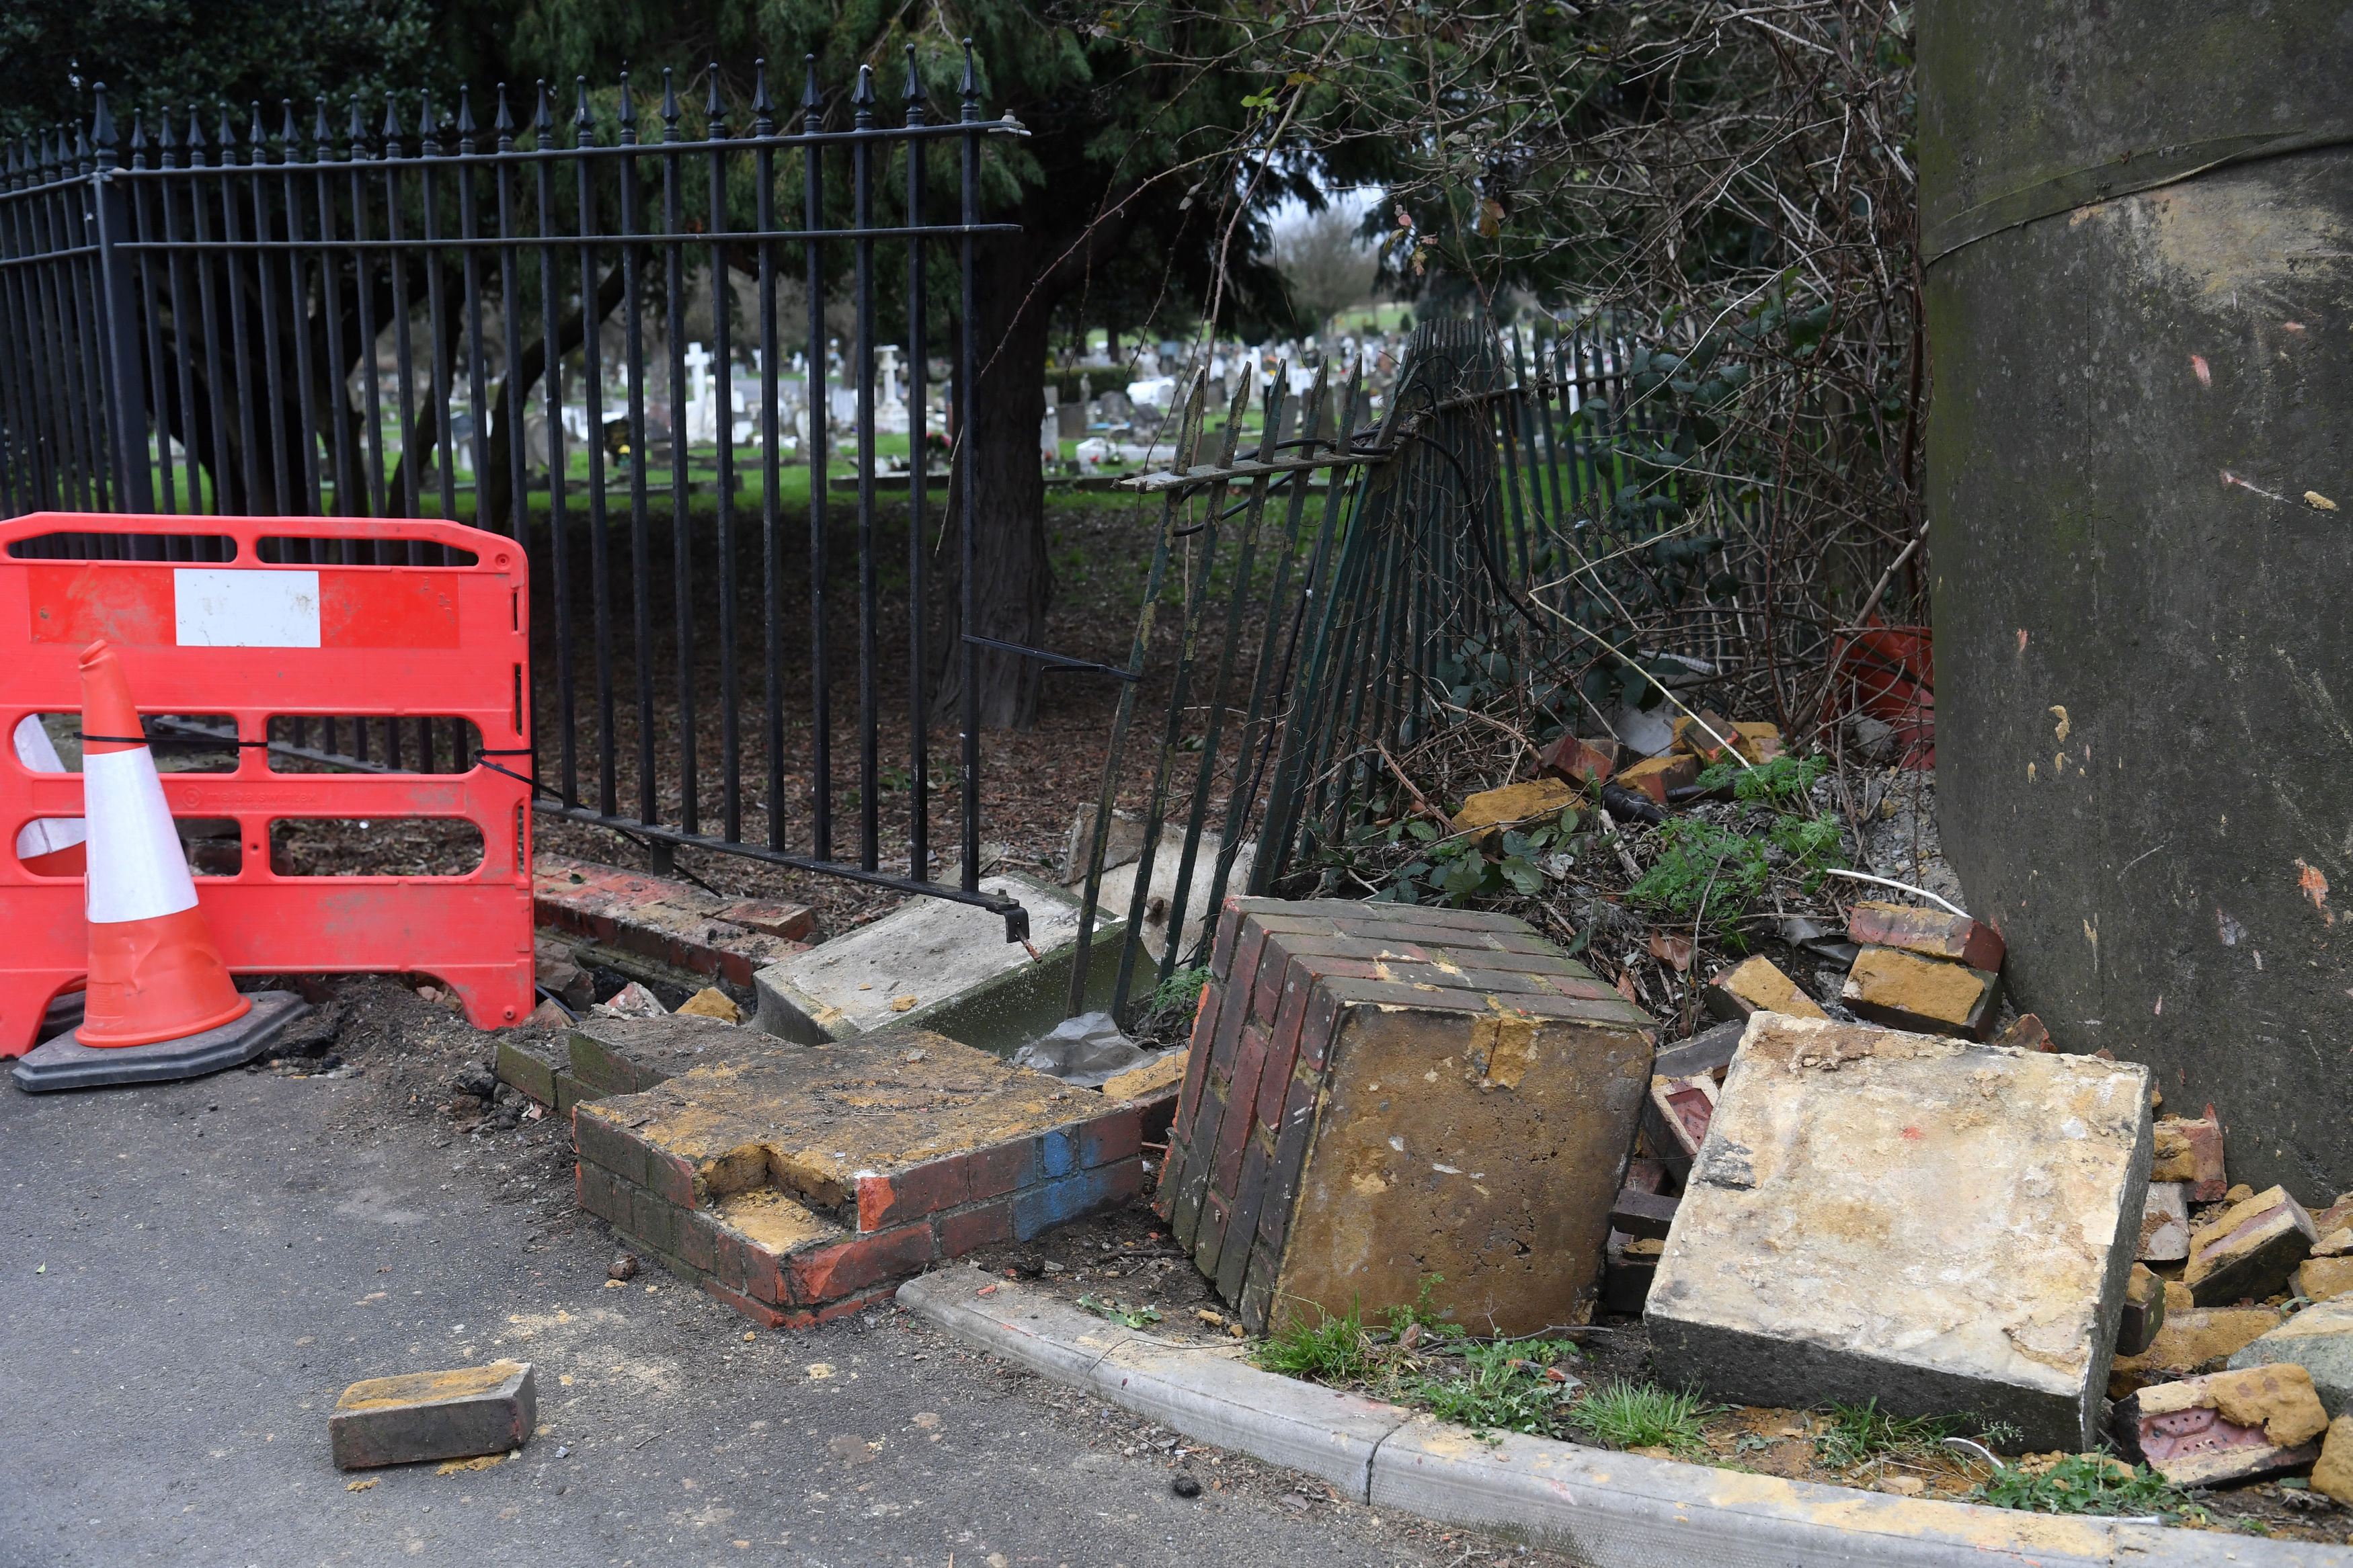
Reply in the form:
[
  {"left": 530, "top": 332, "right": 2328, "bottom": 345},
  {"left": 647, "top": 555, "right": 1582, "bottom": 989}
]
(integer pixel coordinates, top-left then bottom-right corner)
[{"left": 1450, "top": 778, "right": 1580, "bottom": 834}]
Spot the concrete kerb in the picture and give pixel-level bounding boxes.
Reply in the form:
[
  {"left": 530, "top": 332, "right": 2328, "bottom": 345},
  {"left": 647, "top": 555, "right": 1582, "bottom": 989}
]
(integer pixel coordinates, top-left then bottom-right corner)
[{"left": 895, "top": 1266, "right": 2353, "bottom": 1568}]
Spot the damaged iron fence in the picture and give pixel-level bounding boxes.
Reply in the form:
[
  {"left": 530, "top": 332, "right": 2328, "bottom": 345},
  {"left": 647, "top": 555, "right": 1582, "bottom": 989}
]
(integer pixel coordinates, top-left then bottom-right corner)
[
  {"left": 0, "top": 57, "right": 1035, "bottom": 935},
  {"left": 1070, "top": 317, "right": 1785, "bottom": 1020}
]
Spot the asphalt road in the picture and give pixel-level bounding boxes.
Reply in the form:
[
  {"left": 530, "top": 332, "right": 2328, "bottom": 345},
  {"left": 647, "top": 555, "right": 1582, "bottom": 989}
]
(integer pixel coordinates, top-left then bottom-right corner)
[{"left": 0, "top": 1037, "right": 1515, "bottom": 1567}]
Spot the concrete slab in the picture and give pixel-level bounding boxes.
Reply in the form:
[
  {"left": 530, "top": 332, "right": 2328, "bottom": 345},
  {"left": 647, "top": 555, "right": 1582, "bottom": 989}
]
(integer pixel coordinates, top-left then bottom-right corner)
[
  {"left": 1646, "top": 1014, "right": 2153, "bottom": 1452},
  {"left": 1092, "top": 830, "right": 1254, "bottom": 970},
  {"left": 752, "top": 872, "right": 1125, "bottom": 1055}
]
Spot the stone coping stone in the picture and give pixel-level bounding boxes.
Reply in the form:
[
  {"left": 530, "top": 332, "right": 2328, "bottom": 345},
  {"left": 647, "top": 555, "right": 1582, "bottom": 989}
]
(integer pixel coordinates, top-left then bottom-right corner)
[
  {"left": 2231, "top": 1296, "right": 2353, "bottom": 1417},
  {"left": 902, "top": 1266, "right": 2322, "bottom": 1568},
  {"left": 566, "top": 1012, "right": 774, "bottom": 1098},
  {"left": 1646, "top": 1014, "right": 2152, "bottom": 1452},
  {"left": 331, "top": 1361, "right": 535, "bottom": 1470},
  {"left": 752, "top": 872, "right": 1125, "bottom": 1056}
]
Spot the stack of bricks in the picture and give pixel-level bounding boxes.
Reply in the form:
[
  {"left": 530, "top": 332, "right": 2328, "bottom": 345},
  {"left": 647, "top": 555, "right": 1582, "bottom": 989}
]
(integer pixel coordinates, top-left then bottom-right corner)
[
  {"left": 1839, "top": 900, "right": 2006, "bottom": 1039},
  {"left": 572, "top": 1026, "right": 1146, "bottom": 1327},
  {"left": 1162, "top": 896, "right": 1654, "bottom": 1336}
]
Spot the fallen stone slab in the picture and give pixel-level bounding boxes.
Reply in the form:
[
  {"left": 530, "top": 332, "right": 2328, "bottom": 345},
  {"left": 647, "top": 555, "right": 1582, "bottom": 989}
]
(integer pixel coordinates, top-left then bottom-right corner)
[
  {"left": 2119, "top": 1263, "right": 2167, "bottom": 1358},
  {"left": 2110, "top": 1307, "right": 2284, "bottom": 1397},
  {"left": 900, "top": 1266, "right": 2305, "bottom": 1568},
  {"left": 1701, "top": 955, "right": 1827, "bottom": 1024},
  {"left": 752, "top": 872, "right": 1124, "bottom": 1056},
  {"left": 1646, "top": 1014, "right": 2152, "bottom": 1452},
  {"left": 1164, "top": 896, "right": 1654, "bottom": 1336},
  {"left": 331, "top": 1361, "right": 535, "bottom": 1470},
  {"left": 2112, "top": 1363, "right": 2329, "bottom": 1487},
  {"left": 1841, "top": 946, "right": 2002, "bottom": 1039},
  {"left": 1449, "top": 778, "right": 1579, "bottom": 837},
  {"left": 2185, "top": 1184, "right": 2317, "bottom": 1307},
  {"left": 2141, "top": 1182, "right": 2192, "bottom": 1262},
  {"left": 2230, "top": 1296, "right": 2353, "bottom": 1417}
]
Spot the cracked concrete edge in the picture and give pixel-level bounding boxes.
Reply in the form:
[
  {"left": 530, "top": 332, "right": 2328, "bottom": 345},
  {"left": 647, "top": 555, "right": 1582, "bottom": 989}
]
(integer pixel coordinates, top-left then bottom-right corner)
[{"left": 896, "top": 1266, "right": 2353, "bottom": 1568}]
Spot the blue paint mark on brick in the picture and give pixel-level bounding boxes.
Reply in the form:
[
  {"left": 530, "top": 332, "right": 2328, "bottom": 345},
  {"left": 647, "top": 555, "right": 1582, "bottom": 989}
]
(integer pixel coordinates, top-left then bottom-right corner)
[
  {"left": 1039, "top": 1125, "right": 1078, "bottom": 1179},
  {"left": 1012, "top": 1168, "right": 1115, "bottom": 1240}
]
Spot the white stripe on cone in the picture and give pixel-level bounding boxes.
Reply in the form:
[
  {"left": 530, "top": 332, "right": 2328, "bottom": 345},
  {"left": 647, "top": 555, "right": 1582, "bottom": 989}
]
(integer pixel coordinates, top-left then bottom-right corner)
[
  {"left": 83, "top": 746, "right": 198, "bottom": 923},
  {"left": 11, "top": 714, "right": 88, "bottom": 862}
]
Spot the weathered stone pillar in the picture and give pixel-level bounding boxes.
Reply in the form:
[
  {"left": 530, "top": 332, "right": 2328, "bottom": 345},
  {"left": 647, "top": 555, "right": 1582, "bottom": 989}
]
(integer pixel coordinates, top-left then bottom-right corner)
[{"left": 1920, "top": 0, "right": 2353, "bottom": 1195}]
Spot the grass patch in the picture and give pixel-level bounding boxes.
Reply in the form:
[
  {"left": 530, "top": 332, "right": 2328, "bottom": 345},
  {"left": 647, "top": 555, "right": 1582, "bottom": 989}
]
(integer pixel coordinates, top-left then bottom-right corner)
[
  {"left": 1253, "top": 1301, "right": 1370, "bottom": 1385},
  {"left": 1972, "top": 1454, "right": 2192, "bottom": 1518},
  {"left": 1413, "top": 1340, "right": 1585, "bottom": 1438},
  {"left": 1810, "top": 1400, "right": 1966, "bottom": 1471},
  {"left": 1570, "top": 1380, "right": 1712, "bottom": 1458}
]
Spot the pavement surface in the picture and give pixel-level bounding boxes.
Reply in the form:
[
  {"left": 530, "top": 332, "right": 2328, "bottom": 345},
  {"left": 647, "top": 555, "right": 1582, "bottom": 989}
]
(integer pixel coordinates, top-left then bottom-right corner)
[{"left": 0, "top": 983, "right": 1539, "bottom": 1567}]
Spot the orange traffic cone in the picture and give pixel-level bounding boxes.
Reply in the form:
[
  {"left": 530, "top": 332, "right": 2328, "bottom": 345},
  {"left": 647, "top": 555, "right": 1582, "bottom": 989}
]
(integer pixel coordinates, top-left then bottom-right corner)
[
  {"left": 11, "top": 713, "right": 87, "bottom": 876},
  {"left": 73, "top": 638, "right": 251, "bottom": 1047}
]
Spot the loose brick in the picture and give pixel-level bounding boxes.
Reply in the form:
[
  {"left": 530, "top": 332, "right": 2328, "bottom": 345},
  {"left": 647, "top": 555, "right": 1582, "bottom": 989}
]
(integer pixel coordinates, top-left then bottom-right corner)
[
  {"left": 2151, "top": 1110, "right": 2228, "bottom": 1202},
  {"left": 2301, "top": 1257, "right": 2353, "bottom": 1305},
  {"left": 2185, "top": 1184, "right": 2317, "bottom": 1306},
  {"left": 2318, "top": 1415, "right": 2353, "bottom": 1505},
  {"left": 1844, "top": 900, "right": 2006, "bottom": 973},
  {"left": 1610, "top": 1187, "right": 1679, "bottom": 1241},
  {"left": 331, "top": 1362, "right": 535, "bottom": 1471},
  {"left": 1671, "top": 710, "right": 1745, "bottom": 762},
  {"left": 1537, "top": 735, "right": 1618, "bottom": 787},
  {"left": 1646, "top": 1073, "right": 1718, "bottom": 1165},
  {"left": 2110, "top": 1308, "right": 2283, "bottom": 1397},
  {"left": 1653, "top": 1020, "right": 1743, "bottom": 1082},
  {"left": 1449, "top": 778, "right": 1580, "bottom": 835},
  {"left": 2113, "top": 1363, "right": 2329, "bottom": 1486},
  {"left": 1604, "top": 1231, "right": 1660, "bottom": 1314},
  {"left": 1613, "top": 753, "right": 1698, "bottom": 804},
  {"left": 2139, "top": 1182, "right": 2191, "bottom": 1262},
  {"left": 1993, "top": 1012, "right": 2054, "bottom": 1052},
  {"left": 1702, "top": 955, "right": 1827, "bottom": 1023},
  {"left": 2118, "top": 1262, "right": 2166, "bottom": 1357},
  {"left": 1099, "top": 1049, "right": 1185, "bottom": 1104},
  {"left": 1841, "top": 947, "right": 2002, "bottom": 1039}
]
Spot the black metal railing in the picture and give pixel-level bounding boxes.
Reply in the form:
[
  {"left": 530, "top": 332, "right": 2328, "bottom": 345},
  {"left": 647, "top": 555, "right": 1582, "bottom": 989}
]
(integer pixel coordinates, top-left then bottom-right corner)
[{"left": 0, "top": 52, "right": 1032, "bottom": 936}]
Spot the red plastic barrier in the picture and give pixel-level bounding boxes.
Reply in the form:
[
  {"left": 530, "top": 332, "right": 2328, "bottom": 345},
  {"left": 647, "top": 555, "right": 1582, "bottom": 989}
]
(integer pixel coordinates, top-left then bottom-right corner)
[
  {"left": 1827, "top": 618, "right": 1935, "bottom": 770},
  {"left": 0, "top": 512, "right": 533, "bottom": 1056}
]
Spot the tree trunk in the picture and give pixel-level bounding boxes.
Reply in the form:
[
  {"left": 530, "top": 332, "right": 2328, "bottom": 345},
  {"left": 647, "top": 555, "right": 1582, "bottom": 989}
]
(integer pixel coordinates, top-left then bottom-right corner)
[{"left": 935, "top": 235, "right": 1055, "bottom": 731}]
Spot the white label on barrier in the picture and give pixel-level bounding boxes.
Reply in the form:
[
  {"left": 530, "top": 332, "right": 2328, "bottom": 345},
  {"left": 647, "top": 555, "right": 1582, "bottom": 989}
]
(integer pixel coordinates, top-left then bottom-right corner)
[{"left": 173, "top": 568, "right": 321, "bottom": 647}]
